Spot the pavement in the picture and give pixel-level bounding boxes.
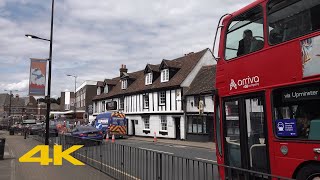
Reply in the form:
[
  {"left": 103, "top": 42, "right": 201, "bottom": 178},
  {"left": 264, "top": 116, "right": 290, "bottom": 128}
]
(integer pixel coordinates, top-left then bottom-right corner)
[
  {"left": 126, "top": 136, "right": 216, "bottom": 150},
  {"left": 0, "top": 130, "right": 114, "bottom": 180}
]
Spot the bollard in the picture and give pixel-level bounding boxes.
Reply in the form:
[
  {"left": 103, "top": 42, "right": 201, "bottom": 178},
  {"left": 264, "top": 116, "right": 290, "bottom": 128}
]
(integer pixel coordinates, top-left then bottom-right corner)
[
  {"left": 153, "top": 131, "right": 157, "bottom": 143},
  {"left": 111, "top": 134, "right": 115, "bottom": 143},
  {"left": 105, "top": 133, "right": 109, "bottom": 142}
]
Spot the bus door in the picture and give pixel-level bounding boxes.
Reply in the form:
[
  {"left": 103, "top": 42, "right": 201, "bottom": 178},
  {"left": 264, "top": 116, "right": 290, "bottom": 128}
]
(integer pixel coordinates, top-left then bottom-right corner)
[{"left": 223, "top": 93, "right": 269, "bottom": 178}]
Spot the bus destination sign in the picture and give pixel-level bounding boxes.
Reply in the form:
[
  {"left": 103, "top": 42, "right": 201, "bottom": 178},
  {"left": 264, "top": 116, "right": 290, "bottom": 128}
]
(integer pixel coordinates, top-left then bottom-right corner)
[{"left": 282, "top": 86, "right": 320, "bottom": 102}]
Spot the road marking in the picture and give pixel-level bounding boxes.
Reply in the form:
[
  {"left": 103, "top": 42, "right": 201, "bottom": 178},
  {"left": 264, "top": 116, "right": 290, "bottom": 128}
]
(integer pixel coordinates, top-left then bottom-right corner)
[
  {"left": 195, "top": 157, "right": 217, "bottom": 163},
  {"left": 76, "top": 153, "right": 140, "bottom": 180},
  {"left": 138, "top": 147, "right": 174, "bottom": 155},
  {"left": 6, "top": 143, "right": 16, "bottom": 180}
]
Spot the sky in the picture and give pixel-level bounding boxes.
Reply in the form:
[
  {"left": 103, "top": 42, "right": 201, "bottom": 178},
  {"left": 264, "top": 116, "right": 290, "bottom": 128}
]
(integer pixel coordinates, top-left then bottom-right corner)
[{"left": 0, "top": 0, "right": 254, "bottom": 98}]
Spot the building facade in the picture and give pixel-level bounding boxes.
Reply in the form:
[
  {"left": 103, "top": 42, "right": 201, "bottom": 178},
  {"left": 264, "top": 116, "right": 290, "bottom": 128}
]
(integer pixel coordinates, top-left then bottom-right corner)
[
  {"left": 93, "top": 48, "right": 215, "bottom": 140},
  {"left": 75, "top": 80, "right": 97, "bottom": 122},
  {"left": 184, "top": 65, "right": 216, "bottom": 142}
]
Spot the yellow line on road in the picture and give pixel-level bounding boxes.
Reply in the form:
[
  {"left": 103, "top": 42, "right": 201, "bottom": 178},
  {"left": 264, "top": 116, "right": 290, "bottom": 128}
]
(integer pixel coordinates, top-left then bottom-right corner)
[{"left": 76, "top": 153, "right": 141, "bottom": 180}]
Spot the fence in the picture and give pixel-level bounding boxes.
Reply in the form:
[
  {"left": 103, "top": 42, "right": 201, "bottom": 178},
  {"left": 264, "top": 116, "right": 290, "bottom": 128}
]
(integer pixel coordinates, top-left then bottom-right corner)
[{"left": 31, "top": 134, "right": 295, "bottom": 180}]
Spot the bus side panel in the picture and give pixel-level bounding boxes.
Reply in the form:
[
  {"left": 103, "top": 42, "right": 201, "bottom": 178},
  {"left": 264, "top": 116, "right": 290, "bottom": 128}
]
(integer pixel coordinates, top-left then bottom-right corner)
[
  {"left": 265, "top": 90, "right": 277, "bottom": 177},
  {"left": 273, "top": 142, "right": 320, "bottom": 178}
]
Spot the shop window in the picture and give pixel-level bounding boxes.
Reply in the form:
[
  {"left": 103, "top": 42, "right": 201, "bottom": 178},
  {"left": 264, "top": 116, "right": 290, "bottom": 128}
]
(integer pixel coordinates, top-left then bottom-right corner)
[{"left": 187, "top": 116, "right": 208, "bottom": 134}]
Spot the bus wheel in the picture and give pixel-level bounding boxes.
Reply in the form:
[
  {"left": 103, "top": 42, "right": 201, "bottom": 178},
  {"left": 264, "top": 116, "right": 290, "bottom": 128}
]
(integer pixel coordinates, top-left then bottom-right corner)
[{"left": 297, "top": 164, "right": 320, "bottom": 180}]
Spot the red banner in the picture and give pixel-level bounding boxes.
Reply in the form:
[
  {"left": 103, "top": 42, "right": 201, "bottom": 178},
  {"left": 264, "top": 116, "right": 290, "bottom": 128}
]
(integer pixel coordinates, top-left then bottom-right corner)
[{"left": 29, "top": 58, "right": 47, "bottom": 96}]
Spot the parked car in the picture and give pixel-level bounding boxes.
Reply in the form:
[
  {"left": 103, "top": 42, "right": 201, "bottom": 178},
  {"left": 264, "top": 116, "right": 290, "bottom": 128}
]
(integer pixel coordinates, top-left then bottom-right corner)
[
  {"left": 39, "top": 124, "right": 59, "bottom": 137},
  {"left": 71, "top": 126, "right": 103, "bottom": 140},
  {"left": 28, "top": 124, "right": 43, "bottom": 135}
]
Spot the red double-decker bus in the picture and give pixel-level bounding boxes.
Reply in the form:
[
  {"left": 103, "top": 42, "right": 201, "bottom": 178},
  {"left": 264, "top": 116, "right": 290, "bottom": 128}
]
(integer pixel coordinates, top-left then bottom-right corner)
[{"left": 213, "top": 0, "right": 320, "bottom": 179}]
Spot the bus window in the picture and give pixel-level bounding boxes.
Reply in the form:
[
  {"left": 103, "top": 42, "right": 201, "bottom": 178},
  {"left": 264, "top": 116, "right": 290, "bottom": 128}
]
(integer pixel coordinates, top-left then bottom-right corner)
[
  {"left": 225, "top": 6, "right": 264, "bottom": 60},
  {"left": 272, "top": 84, "right": 320, "bottom": 140},
  {"left": 268, "top": 0, "right": 320, "bottom": 45}
]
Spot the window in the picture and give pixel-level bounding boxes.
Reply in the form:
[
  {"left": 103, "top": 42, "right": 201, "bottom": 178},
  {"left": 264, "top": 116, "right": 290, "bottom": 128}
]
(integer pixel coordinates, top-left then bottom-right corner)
[
  {"left": 102, "top": 101, "right": 105, "bottom": 112},
  {"left": 121, "top": 80, "right": 127, "bottom": 89},
  {"left": 144, "top": 117, "right": 150, "bottom": 129},
  {"left": 159, "top": 91, "right": 166, "bottom": 106},
  {"left": 97, "top": 87, "right": 101, "bottom": 95},
  {"left": 268, "top": 0, "right": 320, "bottom": 45},
  {"left": 94, "top": 102, "right": 97, "bottom": 113},
  {"left": 160, "top": 116, "right": 167, "bottom": 131},
  {"left": 225, "top": 6, "right": 264, "bottom": 60},
  {"left": 104, "top": 86, "right": 108, "bottom": 93},
  {"left": 119, "top": 97, "right": 124, "bottom": 110},
  {"left": 161, "top": 69, "right": 169, "bottom": 82},
  {"left": 272, "top": 83, "right": 320, "bottom": 140},
  {"left": 143, "top": 95, "right": 149, "bottom": 109},
  {"left": 187, "top": 116, "right": 209, "bottom": 134},
  {"left": 194, "top": 96, "right": 206, "bottom": 108},
  {"left": 145, "top": 73, "right": 153, "bottom": 85}
]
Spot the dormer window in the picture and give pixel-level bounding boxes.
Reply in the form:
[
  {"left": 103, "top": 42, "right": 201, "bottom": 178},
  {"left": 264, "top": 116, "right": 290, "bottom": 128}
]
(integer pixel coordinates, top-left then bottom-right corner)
[
  {"left": 121, "top": 79, "right": 127, "bottom": 89},
  {"left": 145, "top": 73, "right": 153, "bottom": 85},
  {"left": 104, "top": 86, "right": 108, "bottom": 93},
  {"left": 97, "top": 87, "right": 101, "bottom": 95},
  {"left": 161, "top": 69, "right": 169, "bottom": 82}
]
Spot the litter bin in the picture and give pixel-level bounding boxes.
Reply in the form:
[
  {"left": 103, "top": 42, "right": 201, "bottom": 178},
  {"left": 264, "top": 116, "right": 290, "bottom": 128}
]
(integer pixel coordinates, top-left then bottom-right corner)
[
  {"left": 0, "top": 138, "right": 5, "bottom": 160},
  {"left": 9, "top": 128, "right": 14, "bottom": 135}
]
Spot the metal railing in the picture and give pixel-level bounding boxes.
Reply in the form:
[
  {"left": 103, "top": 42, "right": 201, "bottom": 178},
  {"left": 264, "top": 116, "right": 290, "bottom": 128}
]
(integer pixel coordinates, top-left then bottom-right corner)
[{"left": 32, "top": 134, "right": 295, "bottom": 180}]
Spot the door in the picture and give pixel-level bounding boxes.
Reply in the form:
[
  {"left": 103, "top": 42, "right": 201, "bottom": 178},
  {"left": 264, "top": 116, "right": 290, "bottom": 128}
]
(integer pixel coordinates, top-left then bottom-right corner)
[
  {"left": 223, "top": 93, "right": 269, "bottom": 178},
  {"left": 175, "top": 117, "right": 181, "bottom": 139},
  {"left": 131, "top": 120, "right": 135, "bottom": 136}
]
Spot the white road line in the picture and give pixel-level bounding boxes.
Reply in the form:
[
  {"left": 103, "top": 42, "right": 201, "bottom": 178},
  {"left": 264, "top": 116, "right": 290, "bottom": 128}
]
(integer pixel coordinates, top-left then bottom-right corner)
[
  {"left": 138, "top": 147, "right": 174, "bottom": 155},
  {"left": 195, "top": 157, "right": 217, "bottom": 163},
  {"left": 76, "top": 153, "right": 140, "bottom": 180},
  {"left": 6, "top": 143, "right": 16, "bottom": 180}
]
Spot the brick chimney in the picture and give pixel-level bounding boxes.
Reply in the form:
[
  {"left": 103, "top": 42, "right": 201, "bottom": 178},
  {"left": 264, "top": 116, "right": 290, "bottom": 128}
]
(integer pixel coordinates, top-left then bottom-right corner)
[{"left": 120, "top": 64, "right": 128, "bottom": 77}]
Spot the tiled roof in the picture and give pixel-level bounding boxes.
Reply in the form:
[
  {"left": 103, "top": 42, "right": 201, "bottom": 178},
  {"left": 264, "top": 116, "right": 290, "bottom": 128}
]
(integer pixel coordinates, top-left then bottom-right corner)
[
  {"left": 104, "top": 79, "right": 117, "bottom": 85},
  {"left": 93, "top": 48, "right": 209, "bottom": 101},
  {"left": 184, "top": 65, "right": 216, "bottom": 96},
  {"left": 97, "top": 81, "right": 104, "bottom": 87},
  {"left": 148, "top": 64, "right": 160, "bottom": 72}
]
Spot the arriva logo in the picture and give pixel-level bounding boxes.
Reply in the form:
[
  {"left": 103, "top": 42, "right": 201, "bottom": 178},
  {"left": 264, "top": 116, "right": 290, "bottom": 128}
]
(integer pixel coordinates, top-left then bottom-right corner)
[{"left": 230, "top": 76, "right": 260, "bottom": 90}]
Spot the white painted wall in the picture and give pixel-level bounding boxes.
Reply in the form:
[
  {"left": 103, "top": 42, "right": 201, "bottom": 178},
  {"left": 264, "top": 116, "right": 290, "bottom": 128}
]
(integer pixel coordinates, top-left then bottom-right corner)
[
  {"left": 181, "top": 50, "right": 216, "bottom": 87},
  {"left": 186, "top": 95, "right": 214, "bottom": 113},
  {"left": 126, "top": 114, "right": 185, "bottom": 139}
]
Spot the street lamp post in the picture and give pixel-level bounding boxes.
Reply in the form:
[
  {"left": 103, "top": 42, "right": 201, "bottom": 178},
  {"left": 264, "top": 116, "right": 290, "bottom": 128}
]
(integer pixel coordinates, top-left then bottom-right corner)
[
  {"left": 25, "top": 0, "right": 54, "bottom": 145},
  {"left": 67, "top": 74, "right": 77, "bottom": 120},
  {"left": 4, "top": 90, "right": 18, "bottom": 126}
]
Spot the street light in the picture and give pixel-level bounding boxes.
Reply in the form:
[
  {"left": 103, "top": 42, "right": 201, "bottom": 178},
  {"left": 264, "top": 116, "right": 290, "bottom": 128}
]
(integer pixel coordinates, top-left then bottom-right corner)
[
  {"left": 66, "top": 74, "right": 77, "bottom": 120},
  {"left": 4, "top": 90, "right": 18, "bottom": 126},
  {"left": 25, "top": 0, "right": 54, "bottom": 145},
  {"left": 25, "top": 34, "right": 50, "bottom": 42}
]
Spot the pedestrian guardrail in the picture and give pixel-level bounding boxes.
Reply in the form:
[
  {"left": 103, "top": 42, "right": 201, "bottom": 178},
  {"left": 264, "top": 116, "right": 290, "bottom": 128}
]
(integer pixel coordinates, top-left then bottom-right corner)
[{"left": 32, "top": 134, "right": 295, "bottom": 180}]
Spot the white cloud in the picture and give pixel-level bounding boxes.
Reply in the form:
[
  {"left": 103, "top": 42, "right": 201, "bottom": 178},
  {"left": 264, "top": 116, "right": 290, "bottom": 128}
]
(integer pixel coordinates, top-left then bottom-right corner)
[{"left": 0, "top": 0, "right": 254, "bottom": 97}]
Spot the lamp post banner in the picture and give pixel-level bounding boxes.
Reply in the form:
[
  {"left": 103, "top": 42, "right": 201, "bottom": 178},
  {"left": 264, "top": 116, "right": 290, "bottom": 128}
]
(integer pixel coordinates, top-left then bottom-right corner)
[{"left": 29, "top": 58, "right": 47, "bottom": 96}]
